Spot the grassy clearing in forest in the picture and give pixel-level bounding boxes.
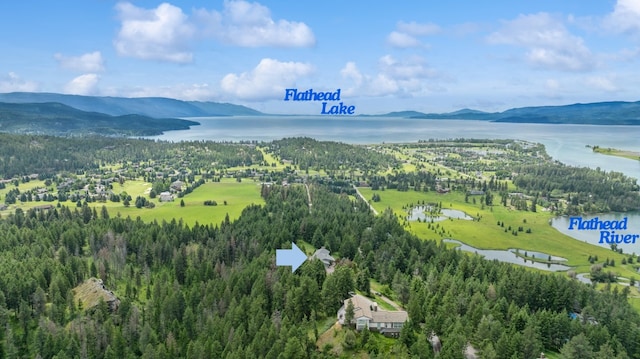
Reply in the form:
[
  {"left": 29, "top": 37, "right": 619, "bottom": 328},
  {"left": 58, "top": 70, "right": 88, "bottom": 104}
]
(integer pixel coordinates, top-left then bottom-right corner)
[{"left": 114, "top": 179, "right": 264, "bottom": 226}]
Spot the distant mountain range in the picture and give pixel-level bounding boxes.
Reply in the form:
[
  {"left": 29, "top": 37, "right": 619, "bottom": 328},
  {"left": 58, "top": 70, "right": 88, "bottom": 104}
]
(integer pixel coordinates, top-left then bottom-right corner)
[
  {"left": 0, "top": 102, "right": 199, "bottom": 136},
  {"left": 0, "top": 92, "right": 639, "bottom": 137},
  {"left": 0, "top": 92, "right": 262, "bottom": 118},
  {"left": 380, "top": 101, "right": 640, "bottom": 125}
]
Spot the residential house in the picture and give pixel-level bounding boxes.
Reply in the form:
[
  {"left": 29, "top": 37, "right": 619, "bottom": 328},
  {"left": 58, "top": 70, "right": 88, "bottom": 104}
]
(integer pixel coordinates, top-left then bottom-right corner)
[
  {"left": 337, "top": 294, "right": 408, "bottom": 338},
  {"left": 311, "top": 247, "right": 335, "bottom": 269},
  {"left": 170, "top": 180, "right": 184, "bottom": 192},
  {"left": 159, "top": 191, "right": 174, "bottom": 202}
]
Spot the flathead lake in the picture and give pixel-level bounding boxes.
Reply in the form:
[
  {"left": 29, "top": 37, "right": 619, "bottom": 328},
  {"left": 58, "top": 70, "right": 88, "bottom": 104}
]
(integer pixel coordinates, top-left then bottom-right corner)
[{"left": 148, "top": 116, "right": 640, "bottom": 254}]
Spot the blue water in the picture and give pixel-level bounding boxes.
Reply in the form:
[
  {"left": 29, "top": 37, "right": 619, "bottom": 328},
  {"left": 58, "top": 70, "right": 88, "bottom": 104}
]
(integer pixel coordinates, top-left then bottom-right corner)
[
  {"left": 443, "top": 239, "right": 571, "bottom": 271},
  {"left": 147, "top": 116, "right": 640, "bottom": 180},
  {"left": 552, "top": 214, "right": 640, "bottom": 255}
]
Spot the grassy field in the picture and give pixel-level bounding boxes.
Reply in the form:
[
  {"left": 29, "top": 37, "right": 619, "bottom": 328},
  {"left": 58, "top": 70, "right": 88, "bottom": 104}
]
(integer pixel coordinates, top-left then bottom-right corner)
[
  {"left": 112, "top": 179, "right": 264, "bottom": 226},
  {"left": 593, "top": 146, "right": 640, "bottom": 161},
  {"left": 358, "top": 187, "right": 640, "bottom": 280},
  {"left": 1, "top": 178, "right": 264, "bottom": 227}
]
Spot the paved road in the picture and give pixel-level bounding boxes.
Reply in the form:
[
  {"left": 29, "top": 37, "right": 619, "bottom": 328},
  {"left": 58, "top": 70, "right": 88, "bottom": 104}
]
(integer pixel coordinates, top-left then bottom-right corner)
[{"left": 353, "top": 185, "right": 379, "bottom": 215}]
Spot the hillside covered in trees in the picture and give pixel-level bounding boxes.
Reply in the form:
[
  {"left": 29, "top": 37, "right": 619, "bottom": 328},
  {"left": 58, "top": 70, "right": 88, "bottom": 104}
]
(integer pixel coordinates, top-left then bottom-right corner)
[
  {"left": 0, "top": 134, "right": 640, "bottom": 357},
  {"left": 0, "top": 183, "right": 638, "bottom": 358}
]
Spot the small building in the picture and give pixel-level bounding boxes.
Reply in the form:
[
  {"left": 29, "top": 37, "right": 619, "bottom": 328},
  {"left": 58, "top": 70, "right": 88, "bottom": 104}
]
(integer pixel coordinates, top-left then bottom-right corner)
[
  {"left": 337, "top": 294, "right": 408, "bottom": 338},
  {"left": 159, "top": 191, "right": 174, "bottom": 202},
  {"left": 33, "top": 204, "right": 55, "bottom": 211},
  {"left": 170, "top": 180, "right": 184, "bottom": 192}
]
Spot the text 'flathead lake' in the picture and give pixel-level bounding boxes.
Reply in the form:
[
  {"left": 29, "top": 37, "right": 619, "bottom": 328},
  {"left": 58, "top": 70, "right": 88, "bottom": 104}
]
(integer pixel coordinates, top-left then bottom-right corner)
[{"left": 283, "top": 88, "right": 356, "bottom": 115}]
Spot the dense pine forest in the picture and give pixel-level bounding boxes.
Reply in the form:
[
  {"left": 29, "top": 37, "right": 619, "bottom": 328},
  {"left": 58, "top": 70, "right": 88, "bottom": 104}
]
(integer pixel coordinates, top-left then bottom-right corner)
[
  {"left": 1, "top": 134, "right": 640, "bottom": 358},
  {"left": 0, "top": 183, "right": 638, "bottom": 358}
]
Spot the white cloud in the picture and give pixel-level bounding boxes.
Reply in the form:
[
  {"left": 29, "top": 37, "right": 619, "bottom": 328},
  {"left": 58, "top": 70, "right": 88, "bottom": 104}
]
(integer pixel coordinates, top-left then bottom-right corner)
[
  {"left": 64, "top": 74, "right": 100, "bottom": 95},
  {"left": 195, "top": 0, "right": 315, "bottom": 47},
  {"left": 0, "top": 72, "right": 39, "bottom": 92},
  {"left": 114, "top": 2, "right": 195, "bottom": 63},
  {"left": 340, "top": 62, "right": 363, "bottom": 87},
  {"left": 54, "top": 51, "right": 105, "bottom": 72},
  {"left": 585, "top": 75, "right": 619, "bottom": 92},
  {"left": 386, "top": 32, "right": 421, "bottom": 48},
  {"left": 397, "top": 21, "right": 440, "bottom": 36},
  {"left": 487, "top": 13, "right": 595, "bottom": 72},
  {"left": 221, "top": 58, "right": 314, "bottom": 100},
  {"left": 340, "top": 55, "right": 440, "bottom": 97},
  {"left": 386, "top": 21, "right": 439, "bottom": 48},
  {"left": 604, "top": 0, "right": 640, "bottom": 35},
  {"left": 113, "top": 1, "right": 315, "bottom": 63}
]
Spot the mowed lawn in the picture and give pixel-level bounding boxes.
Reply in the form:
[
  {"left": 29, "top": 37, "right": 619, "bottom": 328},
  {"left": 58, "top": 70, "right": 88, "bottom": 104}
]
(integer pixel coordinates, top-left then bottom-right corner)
[
  {"left": 112, "top": 180, "right": 264, "bottom": 226},
  {"left": 358, "top": 187, "right": 640, "bottom": 279}
]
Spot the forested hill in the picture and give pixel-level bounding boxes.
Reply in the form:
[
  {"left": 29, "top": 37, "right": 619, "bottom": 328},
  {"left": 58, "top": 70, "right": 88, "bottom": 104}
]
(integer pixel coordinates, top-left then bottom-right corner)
[
  {"left": 0, "top": 102, "right": 199, "bottom": 136},
  {"left": 0, "top": 92, "right": 262, "bottom": 118},
  {"left": 383, "top": 100, "right": 640, "bottom": 125},
  {"left": 1, "top": 181, "right": 639, "bottom": 357}
]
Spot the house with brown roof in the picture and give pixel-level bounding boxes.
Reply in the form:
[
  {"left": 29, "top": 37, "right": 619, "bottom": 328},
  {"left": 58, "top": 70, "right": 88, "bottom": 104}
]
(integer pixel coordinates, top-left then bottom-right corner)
[{"left": 337, "top": 294, "right": 408, "bottom": 337}]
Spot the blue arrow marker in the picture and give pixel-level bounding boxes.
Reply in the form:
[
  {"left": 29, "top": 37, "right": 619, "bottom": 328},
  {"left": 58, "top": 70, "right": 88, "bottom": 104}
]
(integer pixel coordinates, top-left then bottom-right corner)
[{"left": 276, "top": 242, "right": 307, "bottom": 272}]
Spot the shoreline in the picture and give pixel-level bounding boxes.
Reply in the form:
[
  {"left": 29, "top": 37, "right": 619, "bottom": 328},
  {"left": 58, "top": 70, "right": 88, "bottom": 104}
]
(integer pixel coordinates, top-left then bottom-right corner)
[{"left": 591, "top": 145, "right": 640, "bottom": 161}]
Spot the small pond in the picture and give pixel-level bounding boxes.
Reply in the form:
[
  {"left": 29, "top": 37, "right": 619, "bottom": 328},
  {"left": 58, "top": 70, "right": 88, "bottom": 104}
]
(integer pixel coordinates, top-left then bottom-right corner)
[
  {"left": 407, "top": 205, "right": 473, "bottom": 222},
  {"left": 443, "top": 239, "right": 572, "bottom": 272},
  {"left": 507, "top": 249, "right": 567, "bottom": 262}
]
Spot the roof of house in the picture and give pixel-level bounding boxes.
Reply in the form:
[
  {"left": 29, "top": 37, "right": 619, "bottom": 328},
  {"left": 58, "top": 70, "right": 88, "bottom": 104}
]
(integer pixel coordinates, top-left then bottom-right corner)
[
  {"left": 312, "top": 247, "right": 335, "bottom": 264},
  {"left": 343, "top": 294, "right": 407, "bottom": 324}
]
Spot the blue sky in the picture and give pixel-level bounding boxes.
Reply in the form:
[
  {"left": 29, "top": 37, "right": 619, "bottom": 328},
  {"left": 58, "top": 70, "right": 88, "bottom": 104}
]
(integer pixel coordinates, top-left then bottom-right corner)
[{"left": 1, "top": 0, "right": 640, "bottom": 114}]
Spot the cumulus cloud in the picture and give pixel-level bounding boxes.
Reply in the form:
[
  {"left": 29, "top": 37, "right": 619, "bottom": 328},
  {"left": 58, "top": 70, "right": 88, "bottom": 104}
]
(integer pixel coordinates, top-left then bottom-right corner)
[
  {"left": 54, "top": 51, "right": 105, "bottom": 72},
  {"left": 387, "top": 21, "right": 440, "bottom": 48},
  {"left": 64, "top": 74, "right": 100, "bottom": 95},
  {"left": 340, "top": 55, "right": 440, "bottom": 97},
  {"left": 194, "top": 0, "right": 315, "bottom": 47},
  {"left": 604, "top": 0, "right": 640, "bottom": 35},
  {"left": 114, "top": 2, "right": 196, "bottom": 63},
  {"left": 487, "top": 13, "right": 595, "bottom": 72},
  {"left": 340, "top": 62, "right": 364, "bottom": 87},
  {"left": 113, "top": 1, "right": 315, "bottom": 62},
  {"left": 221, "top": 58, "right": 314, "bottom": 100},
  {"left": 0, "top": 72, "right": 39, "bottom": 92}
]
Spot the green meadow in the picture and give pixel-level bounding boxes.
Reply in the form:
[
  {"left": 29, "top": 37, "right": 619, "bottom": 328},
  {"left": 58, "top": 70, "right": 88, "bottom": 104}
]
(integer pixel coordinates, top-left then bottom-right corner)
[
  {"left": 1, "top": 178, "right": 264, "bottom": 227},
  {"left": 112, "top": 179, "right": 265, "bottom": 226},
  {"left": 358, "top": 187, "right": 640, "bottom": 280}
]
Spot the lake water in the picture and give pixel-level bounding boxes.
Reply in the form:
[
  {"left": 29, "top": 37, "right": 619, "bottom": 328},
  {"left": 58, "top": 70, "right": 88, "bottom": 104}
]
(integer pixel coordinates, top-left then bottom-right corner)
[
  {"left": 551, "top": 213, "right": 640, "bottom": 255},
  {"left": 147, "top": 116, "right": 640, "bottom": 180},
  {"left": 443, "top": 239, "right": 571, "bottom": 271}
]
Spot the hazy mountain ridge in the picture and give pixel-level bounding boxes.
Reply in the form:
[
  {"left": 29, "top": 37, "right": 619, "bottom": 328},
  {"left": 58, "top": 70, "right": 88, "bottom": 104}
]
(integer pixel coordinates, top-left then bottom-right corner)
[
  {"left": 0, "top": 102, "right": 199, "bottom": 136},
  {"left": 0, "top": 92, "right": 263, "bottom": 117},
  {"left": 383, "top": 101, "right": 640, "bottom": 125}
]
